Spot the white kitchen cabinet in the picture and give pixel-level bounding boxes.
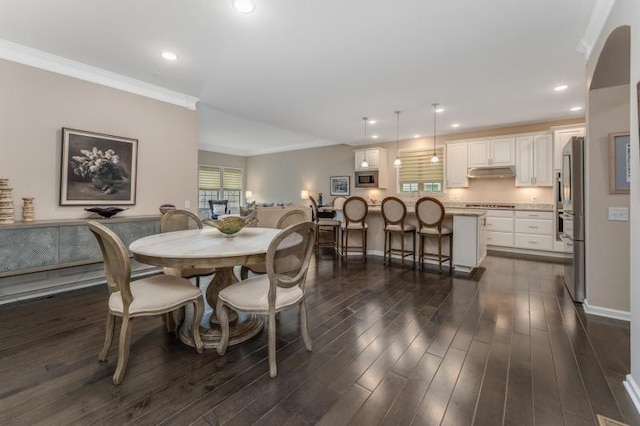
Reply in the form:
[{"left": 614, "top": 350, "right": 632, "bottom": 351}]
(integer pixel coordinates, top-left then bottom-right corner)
[
  {"left": 445, "top": 142, "right": 468, "bottom": 188},
  {"left": 515, "top": 134, "right": 553, "bottom": 187},
  {"left": 452, "top": 213, "right": 487, "bottom": 273},
  {"left": 551, "top": 125, "right": 585, "bottom": 171},
  {"left": 484, "top": 209, "right": 514, "bottom": 247},
  {"left": 514, "top": 210, "right": 553, "bottom": 251},
  {"left": 467, "top": 137, "right": 515, "bottom": 167},
  {"left": 355, "top": 148, "right": 385, "bottom": 171}
]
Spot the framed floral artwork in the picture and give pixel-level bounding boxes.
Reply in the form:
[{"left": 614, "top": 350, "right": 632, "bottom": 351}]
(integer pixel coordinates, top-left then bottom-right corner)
[{"left": 60, "top": 128, "right": 138, "bottom": 205}]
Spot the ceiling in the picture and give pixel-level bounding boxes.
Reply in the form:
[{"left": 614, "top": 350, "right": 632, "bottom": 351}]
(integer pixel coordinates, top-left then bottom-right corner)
[{"left": 0, "top": 0, "right": 594, "bottom": 156}]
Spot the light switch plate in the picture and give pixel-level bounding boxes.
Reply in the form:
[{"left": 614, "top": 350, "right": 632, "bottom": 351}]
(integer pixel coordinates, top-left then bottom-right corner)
[
  {"left": 184, "top": 200, "right": 191, "bottom": 209},
  {"left": 608, "top": 207, "right": 628, "bottom": 221}
]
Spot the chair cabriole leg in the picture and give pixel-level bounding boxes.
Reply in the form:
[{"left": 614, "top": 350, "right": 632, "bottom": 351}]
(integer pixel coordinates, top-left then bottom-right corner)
[
  {"left": 192, "top": 298, "right": 204, "bottom": 354},
  {"left": 216, "top": 298, "right": 229, "bottom": 356},
  {"left": 268, "top": 311, "right": 277, "bottom": 378},
  {"left": 113, "top": 314, "right": 133, "bottom": 385},
  {"left": 99, "top": 312, "right": 115, "bottom": 361}
]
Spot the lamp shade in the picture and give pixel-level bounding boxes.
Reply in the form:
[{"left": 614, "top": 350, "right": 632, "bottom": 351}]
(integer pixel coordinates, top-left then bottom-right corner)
[
  {"left": 245, "top": 190, "right": 253, "bottom": 198},
  {"left": 301, "top": 190, "right": 309, "bottom": 200}
]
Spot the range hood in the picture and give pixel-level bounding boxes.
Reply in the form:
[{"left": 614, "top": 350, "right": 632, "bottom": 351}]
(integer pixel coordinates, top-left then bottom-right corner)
[{"left": 466, "top": 166, "right": 516, "bottom": 179}]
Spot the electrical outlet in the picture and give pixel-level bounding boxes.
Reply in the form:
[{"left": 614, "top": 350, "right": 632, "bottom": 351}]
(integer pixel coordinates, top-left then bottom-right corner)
[
  {"left": 608, "top": 207, "right": 628, "bottom": 221},
  {"left": 184, "top": 200, "right": 191, "bottom": 209},
  {"left": 532, "top": 196, "right": 537, "bottom": 203}
]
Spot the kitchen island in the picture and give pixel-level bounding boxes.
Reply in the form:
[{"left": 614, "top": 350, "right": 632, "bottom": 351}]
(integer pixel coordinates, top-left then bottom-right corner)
[{"left": 335, "top": 207, "right": 487, "bottom": 274}]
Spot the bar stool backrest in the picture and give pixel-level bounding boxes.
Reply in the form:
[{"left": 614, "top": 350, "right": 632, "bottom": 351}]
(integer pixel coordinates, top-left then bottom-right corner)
[
  {"left": 343, "top": 196, "right": 368, "bottom": 226},
  {"left": 415, "top": 197, "right": 445, "bottom": 230},
  {"left": 308, "top": 196, "right": 320, "bottom": 223},
  {"left": 332, "top": 196, "right": 347, "bottom": 210},
  {"left": 381, "top": 197, "right": 407, "bottom": 226}
]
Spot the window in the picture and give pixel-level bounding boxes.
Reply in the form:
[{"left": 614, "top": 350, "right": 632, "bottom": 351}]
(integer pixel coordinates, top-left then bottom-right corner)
[
  {"left": 397, "top": 148, "right": 444, "bottom": 193},
  {"left": 198, "top": 165, "right": 243, "bottom": 213}
]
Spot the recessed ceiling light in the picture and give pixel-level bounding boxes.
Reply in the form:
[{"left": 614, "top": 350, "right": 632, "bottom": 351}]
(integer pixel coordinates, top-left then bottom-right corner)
[
  {"left": 570, "top": 106, "right": 583, "bottom": 111},
  {"left": 232, "top": 0, "right": 255, "bottom": 13},
  {"left": 414, "top": 134, "right": 421, "bottom": 138},
  {"left": 435, "top": 107, "right": 445, "bottom": 113},
  {"left": 372, "top": 135, "right": 379, "bottom": 139},
  {"left": 368, "top": 120, "right": 377, "bottom": 124},
  {"left": 451, "top": 123, "right": 460, "bottom": 128},
  {"left": 161, "top": 51, "right": 178, "bottom": 61},
  {"left": 554, "top": 85, "right": 569, "bottom": 91}
]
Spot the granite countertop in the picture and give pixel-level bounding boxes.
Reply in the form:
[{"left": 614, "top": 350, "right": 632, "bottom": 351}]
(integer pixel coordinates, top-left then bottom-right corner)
[
  {"left": 442, "top": 201, "right": 554, "bottom": 212},
  {"left": 366, "top": 206, "right": 487, "bottom": 217}
]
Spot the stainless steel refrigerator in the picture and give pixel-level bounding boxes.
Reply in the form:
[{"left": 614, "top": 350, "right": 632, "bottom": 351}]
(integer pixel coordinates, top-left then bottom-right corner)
[{"left": 560, "top": 136, "right": 585, "bottom": 302}]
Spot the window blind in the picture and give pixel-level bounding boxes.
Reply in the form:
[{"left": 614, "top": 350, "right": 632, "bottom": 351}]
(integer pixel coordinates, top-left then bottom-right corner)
[
  {"left": 398, "top": 148, "right": 444, "bottom": 187},
  {"left": 223, "top": 168, "right": 243, "bottom": 191},
  {"left": 198, "top": 166, "right": 221, "bottom": 190}
]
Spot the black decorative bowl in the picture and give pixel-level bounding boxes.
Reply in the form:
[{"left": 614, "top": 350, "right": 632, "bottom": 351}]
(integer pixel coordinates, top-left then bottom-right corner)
[{"left": 84, "top": 207, "right": 128, "bottom": 218}]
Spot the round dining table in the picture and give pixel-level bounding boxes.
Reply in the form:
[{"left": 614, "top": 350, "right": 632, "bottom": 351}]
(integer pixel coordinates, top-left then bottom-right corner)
[{"left": 129, "top": 226, "right": 282, "bottom": 349}]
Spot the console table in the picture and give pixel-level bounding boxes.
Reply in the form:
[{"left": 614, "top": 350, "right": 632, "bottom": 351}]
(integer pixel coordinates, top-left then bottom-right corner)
[{"left": 0, "top": 215, "right": 161, "bottom": 305}]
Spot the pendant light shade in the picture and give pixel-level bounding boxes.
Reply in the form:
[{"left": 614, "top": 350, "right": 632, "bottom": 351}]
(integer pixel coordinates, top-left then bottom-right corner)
[
  {"left": 393, "top": 110, "right": 402, "bottom": 168},
  {"left": 361, "top": 117, "right": 369, "bottom": 168},
  {"left": 431, "top": 103, "right": 440, "bottom": 163}
]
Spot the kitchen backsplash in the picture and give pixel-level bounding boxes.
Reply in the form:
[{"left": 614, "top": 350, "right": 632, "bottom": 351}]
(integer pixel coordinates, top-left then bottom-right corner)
[{"left": 354, "top": 177, "right": 554, "bottom": 204}]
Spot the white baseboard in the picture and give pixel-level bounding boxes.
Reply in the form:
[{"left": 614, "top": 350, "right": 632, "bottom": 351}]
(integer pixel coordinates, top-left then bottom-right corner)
[
  {"left": 583, "top": 298, "right": 630, "bottom": 322},
  {"left": 624, "top": 374, "right": 640, "bottom": 415}
]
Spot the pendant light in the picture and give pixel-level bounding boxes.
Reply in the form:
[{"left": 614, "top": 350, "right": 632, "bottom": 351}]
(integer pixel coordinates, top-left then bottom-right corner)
[
  {"left": 430, "top": 103, "right": 440, "bottom": 163},
  {"left": 393, "top": 111, "right": 402, "bottom": 168},
  {"left": 360, "top": 117, "right": 369, "bottom": 169}
]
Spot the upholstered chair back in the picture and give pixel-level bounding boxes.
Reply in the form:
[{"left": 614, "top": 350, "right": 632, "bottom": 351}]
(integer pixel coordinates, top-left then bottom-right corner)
[
  {"left": 381, "top": 197, "right": 407, "bottom": 225},
  {"left": 160, "top": 209, "right": 203, "bottom": 233},
  {"left": 343, "top": 196, "right": 368, "bottom": 225},
  {"left": 276, "top": 209, "right": 308, "bottom": 229},
  {"left": 87, "top": 221, "right": 133, "bottom": 304},
  {"left": 415, "top": 197, "right": 445, "bottom": 229},
  {"left": 332, "top": 196, "right": 347, "bottom": 210},
  {"left": 266, "top": 222, "right": 316, "bottom": 304}
]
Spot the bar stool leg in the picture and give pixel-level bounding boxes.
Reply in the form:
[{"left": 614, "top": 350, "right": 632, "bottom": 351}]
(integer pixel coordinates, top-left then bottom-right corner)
[
  {"left": 438, "top": 234, "right": 443, "bottom": 272},
  {"left": 401, "top": 231, "right": 405, "bottom": 266}
]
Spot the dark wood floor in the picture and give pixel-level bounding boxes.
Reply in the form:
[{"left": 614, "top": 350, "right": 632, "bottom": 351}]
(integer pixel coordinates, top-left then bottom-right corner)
[{"left": 1, "top": 254, "right": 639, "bottom": 426}]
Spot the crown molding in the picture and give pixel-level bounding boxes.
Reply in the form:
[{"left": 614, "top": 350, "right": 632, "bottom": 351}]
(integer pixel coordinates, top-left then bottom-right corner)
[
  {"left": 0, "top": 39, "right": 199, "bottom": 110},
  {"left": 577, "top": 0, "right": 616, "bottom": 61}
]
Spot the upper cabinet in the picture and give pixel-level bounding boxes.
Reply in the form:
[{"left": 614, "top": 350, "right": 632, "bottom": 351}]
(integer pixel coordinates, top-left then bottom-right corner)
[
  {"left": 515, "top": 134, "right": 553, "bottom": 187},
  {"left": 551, "top": 125, "right": 585, "bottom": 170},
  {"left": 446, "top": 142, "right": 469, "bottom": 188},
  {"left": 355, "top": 148, "right": 386, "bottom": 171},
  {"left": 467, "top": 137, "right": 515, "bottom": 167},
  {"left": 354, "top": 147, "right": 388, "bottom": 189}
]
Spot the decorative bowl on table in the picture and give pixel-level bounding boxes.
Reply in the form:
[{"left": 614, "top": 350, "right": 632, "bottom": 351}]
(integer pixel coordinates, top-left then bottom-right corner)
[
  {"left": 203, "top": 216, "right": 258, "bottom": 237},
  {"left": 84, "top": 207, "right": 128, "bottom": 219}
]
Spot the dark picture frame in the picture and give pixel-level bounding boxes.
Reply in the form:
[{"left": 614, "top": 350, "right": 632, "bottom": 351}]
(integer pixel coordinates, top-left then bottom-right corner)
[
  {"left": 60, "top": 128, "right": 138, "bottom": 205},
  {"left": 330, "top": 176, "right": 350, "bottom": 196},
  {"left": 609, "top": 131, "right": 631, "bottom": 194}
]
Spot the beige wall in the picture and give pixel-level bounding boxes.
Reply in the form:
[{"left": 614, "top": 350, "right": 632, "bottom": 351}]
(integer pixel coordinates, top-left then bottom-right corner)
[
  {"left": 0, "top": 59, "right": 198, "bottom": 219},
  {"left": 247, "top": 144, "right": 354, "bottom": 204},
  {"left": 247, "top": 119, "right": 582, "bottom": 205},
  {"left": 585, "top": 84, "right": 631, "bottom": 312},
  {"left": 198, "top": 150, "right": 247, "bottom": 171}
]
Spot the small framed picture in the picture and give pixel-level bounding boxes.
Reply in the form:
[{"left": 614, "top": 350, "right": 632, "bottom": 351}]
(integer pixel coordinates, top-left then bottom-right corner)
[
  {"left": 330, "top": 176, "right": 350, "bottom": 196},
  {"left": 60, "top": 128, "right": 138, "bottom": 205},
  {"left": 609, "top": 132, "right": 630, "bottom": 194}
]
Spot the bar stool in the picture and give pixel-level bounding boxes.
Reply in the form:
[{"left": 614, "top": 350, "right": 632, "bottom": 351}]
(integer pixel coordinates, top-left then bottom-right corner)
[
  {"left": 341, "top": 196, "right": 368, "bottom": 261},
  {"left": 415, "top": 197, "right": 453, "bottom": 272},
  {"left": 309, "top": 195, "right": 340, "bottom": 252},
  {"left": 381, "top": 197, "right": 416, "bottom": 265}
]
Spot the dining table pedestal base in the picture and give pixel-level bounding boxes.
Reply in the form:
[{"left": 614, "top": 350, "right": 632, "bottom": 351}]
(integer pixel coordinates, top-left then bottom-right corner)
[
  {"left": 178, "top": 265, "right": 265, "bottom": 349},
  {"left": 179, "top": 313, "right": 264, "bottom": 350}
]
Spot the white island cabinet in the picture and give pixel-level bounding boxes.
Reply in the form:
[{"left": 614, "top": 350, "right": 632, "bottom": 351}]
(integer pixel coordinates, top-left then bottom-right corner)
[
  {"left": 335, "top": 207, "right": 486, "bottom": 274},
  {"left": 452, "top": 214, "right": 487, "bottom": 273}
]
